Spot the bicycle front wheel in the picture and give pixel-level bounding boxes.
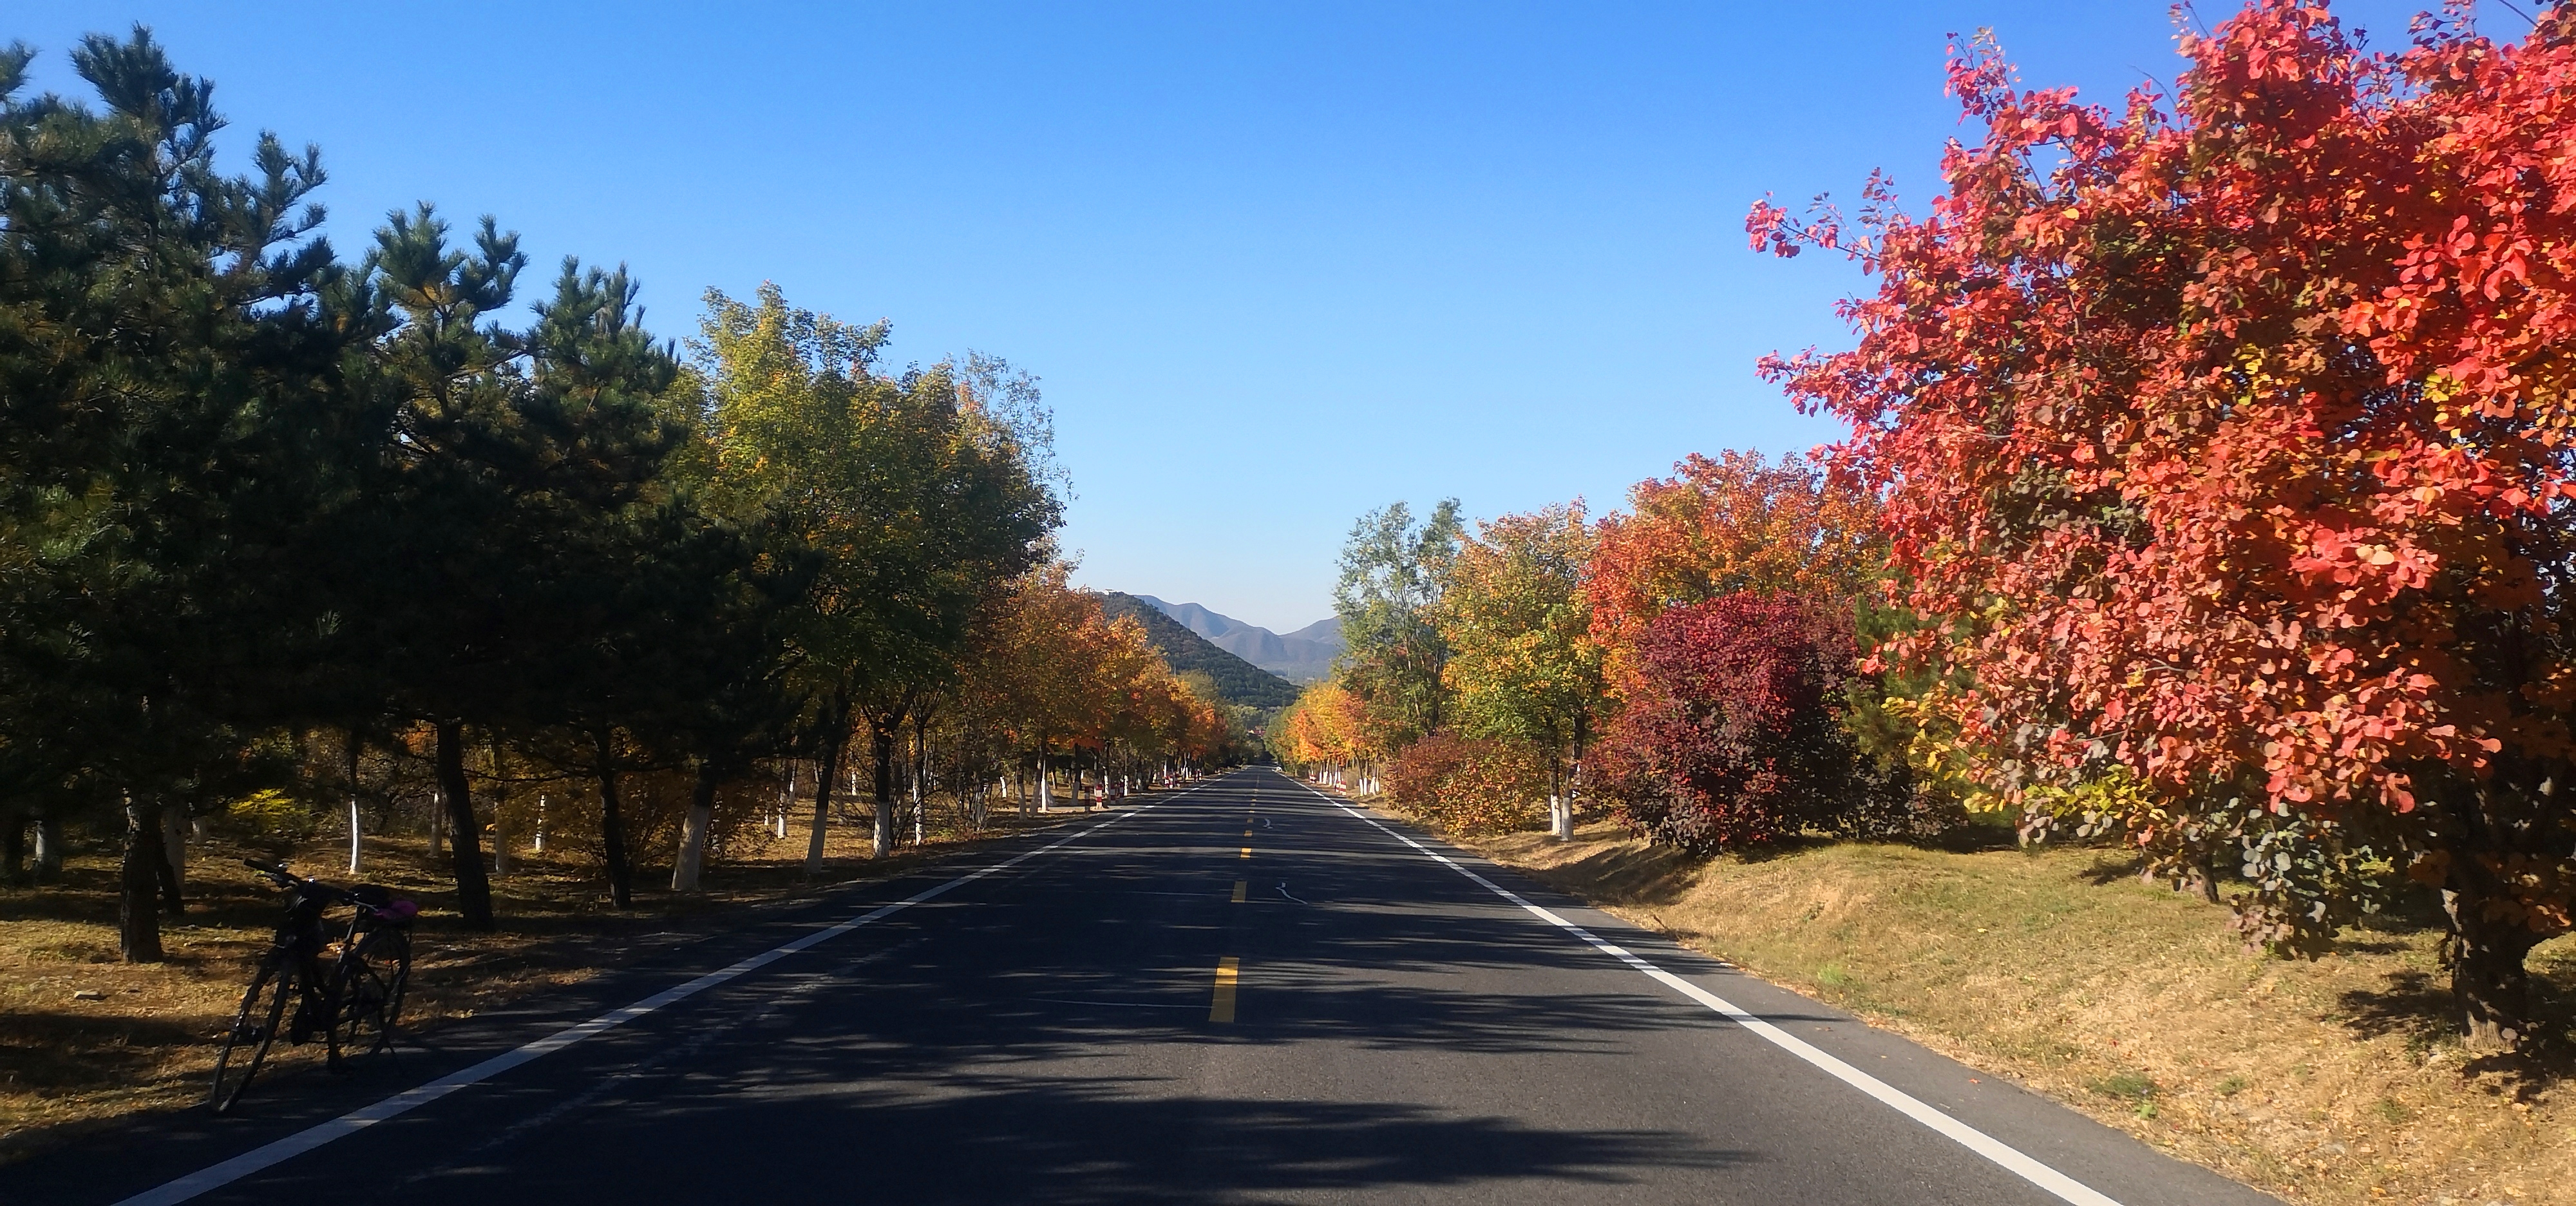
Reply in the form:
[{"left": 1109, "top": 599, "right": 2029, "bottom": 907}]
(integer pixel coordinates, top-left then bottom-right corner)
[{"left": 209, "top": 957, "right": 294, "bottom": 1113}]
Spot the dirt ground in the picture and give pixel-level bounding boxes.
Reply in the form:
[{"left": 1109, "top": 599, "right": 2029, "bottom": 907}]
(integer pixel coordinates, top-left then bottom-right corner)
[
  {"left": 1421, "top": 809, "right": 2576, "bottom": 1206},
  {"left": 0, "top": 798, "right": 1103, "bottom": 1165}
]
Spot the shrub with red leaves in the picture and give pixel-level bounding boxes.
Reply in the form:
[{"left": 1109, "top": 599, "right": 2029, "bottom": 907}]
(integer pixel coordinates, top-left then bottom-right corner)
[{"left": 1596, "top": 593, "right": 1919, "bottom": 853}]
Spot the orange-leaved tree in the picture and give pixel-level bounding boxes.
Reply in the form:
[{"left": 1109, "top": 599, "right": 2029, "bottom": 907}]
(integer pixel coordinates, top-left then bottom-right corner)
[
  {"left": 1754, "top": 1, "right": 2576, "bottom": 1049},
  {"left": 1585, "top": 451, "right": 1880, "bottom": 698},
  {"left": 1274, "top": 682, "right": 1376, "bottom": 790}
]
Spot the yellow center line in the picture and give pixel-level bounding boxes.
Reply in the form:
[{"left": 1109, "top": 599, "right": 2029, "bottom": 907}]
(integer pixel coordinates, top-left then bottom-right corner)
[
  {"left": 1239, "top": 847, "right": 1252, "bottom": 859},
  {"left": 1209, "top": 956, "right": 1240, "bottom": 1022},
  {"left": 1231, "top": 879, "right": 1247, "bottom": 903}
]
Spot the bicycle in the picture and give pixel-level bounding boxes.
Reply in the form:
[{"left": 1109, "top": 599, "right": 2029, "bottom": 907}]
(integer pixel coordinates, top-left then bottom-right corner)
[{"left": 208, "top": 859, "right": 418, "bottom": 1113}]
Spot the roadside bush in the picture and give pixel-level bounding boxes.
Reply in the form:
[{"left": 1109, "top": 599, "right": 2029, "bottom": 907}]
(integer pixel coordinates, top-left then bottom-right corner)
[
  {"left": 1595, "top": 592, "right": 1944, "bottom": 854},
  {"left": 1385, "top": 732, "right": 1548, "bottom": 836},
  {"left": 224, "top": 789, "right": 325, "bottom": 842}
]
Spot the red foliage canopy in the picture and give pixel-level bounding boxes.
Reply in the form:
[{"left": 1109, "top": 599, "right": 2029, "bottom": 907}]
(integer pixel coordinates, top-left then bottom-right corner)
[{"left": 1751, "top": 1, "right": 2576, "bottom": 1040}]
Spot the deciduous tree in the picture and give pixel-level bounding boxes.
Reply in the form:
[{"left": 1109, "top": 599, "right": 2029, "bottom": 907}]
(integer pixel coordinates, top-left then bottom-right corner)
[
  {"left": 1333, "top": 501, "right": 1463, "bottom": 754},
  {"left": 1437, "top": 504, "right": 1604, "bottom": 838},
  {"left": 1752, "top": 0, "right": 2576, "bottom": 1049}
]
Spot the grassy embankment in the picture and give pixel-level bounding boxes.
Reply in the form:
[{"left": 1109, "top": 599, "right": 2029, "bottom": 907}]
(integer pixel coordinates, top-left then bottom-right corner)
[
  {"left": 1386, "top": 800, "right": 2573, "bottom": 1206},
  {"left": 0, "top": 801, "right": 1101, "bottom": 1165}
]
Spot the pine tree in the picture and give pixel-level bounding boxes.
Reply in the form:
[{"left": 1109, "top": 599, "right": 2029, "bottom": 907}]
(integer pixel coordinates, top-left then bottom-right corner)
[{"left": 0, "top": 30, "right": 361, "bottom": 959}]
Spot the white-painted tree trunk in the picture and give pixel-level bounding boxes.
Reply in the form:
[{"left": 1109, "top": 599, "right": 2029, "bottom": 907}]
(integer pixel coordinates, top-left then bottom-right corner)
[
  {"left": 161, "top": 805, "right": 186, "bottom": 895},
  {"left": 347, "top": 797, "right": 363, "bottom": 875},
  {"left": 671, "top": 804, "right": 712, "bottom": 891},
  {"left": 1037, "top": 752, "right": 1053, "bottom": 812},
  {"left": 493, "top": 814, "right": 514, "bottom": 875},
  {"left": 533, "top": 794, "right": 548, "bottom": 854},
  {"left": 1550, "top": 794, "right": 1572, "bottom": 840},
  {"left": 32, "top": 815, "right": 59, "bottom": 879}
]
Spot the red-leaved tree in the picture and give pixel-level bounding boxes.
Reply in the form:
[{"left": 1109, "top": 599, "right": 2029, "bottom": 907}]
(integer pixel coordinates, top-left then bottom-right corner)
[
  {"left": 1753, "top": 1, "right": 2576, "bottom": 1049},
  {"left": 1595, "top": 593, "right": 1910, "bottom": 852}
]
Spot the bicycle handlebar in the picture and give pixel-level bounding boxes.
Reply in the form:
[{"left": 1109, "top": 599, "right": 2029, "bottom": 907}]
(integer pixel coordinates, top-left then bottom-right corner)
[{"left": 237, "top": 858, "right": 388, "bottom": 914}]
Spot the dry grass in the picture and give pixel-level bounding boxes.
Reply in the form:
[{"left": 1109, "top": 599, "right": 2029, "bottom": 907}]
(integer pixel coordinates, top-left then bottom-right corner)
[
  {"left": 1422, "top": 812, "right": 2576, "bottom": 1206},
  {"left": 0, "top": 799, "right": 1101, "bottom": 1165}
]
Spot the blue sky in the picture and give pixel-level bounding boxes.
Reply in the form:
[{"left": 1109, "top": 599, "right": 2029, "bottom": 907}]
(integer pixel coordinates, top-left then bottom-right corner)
[{"left": 14, "top": 1, "right": 2476, "bottom": 631}]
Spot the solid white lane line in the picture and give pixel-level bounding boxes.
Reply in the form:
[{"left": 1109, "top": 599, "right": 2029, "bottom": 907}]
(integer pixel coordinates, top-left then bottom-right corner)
[
  {"left": 1291, "top": 776, "right": 2123, "bottom": 1206},
  {"left": 115, "top": 790, "right": 1199, "bottom": 1206}
]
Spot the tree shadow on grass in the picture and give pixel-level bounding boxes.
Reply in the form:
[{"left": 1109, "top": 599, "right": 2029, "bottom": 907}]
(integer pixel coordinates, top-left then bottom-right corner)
[
  {"left": 2334, "top": 967, "right": 2452, "bottom": 1045},
  {"left": 2333, "top": 966, "right": 2576, "bottom": 1095},
  {"left": 0, "top": 1009, "right": 217, "bottom": 1090},
  {"left": 1520, "top": 841, "right": 1703, "bottom": 908}
]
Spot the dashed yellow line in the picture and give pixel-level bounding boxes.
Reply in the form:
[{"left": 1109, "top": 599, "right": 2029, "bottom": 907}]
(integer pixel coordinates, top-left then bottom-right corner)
[
  {"left": 1209, "top": 956, "right": 1240, "bottom": 1022},
  {"left": 1231, "top": 879, "right": 1247, "bottom": 903},
  {"left": 1239, "top": 847, "right": 1252, "bottom": 859}
]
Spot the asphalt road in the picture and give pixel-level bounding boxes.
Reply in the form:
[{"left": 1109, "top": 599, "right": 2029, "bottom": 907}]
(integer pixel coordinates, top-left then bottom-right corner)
[{"left": 22, "top": 767, "right": 2278, "bottom": 1205}]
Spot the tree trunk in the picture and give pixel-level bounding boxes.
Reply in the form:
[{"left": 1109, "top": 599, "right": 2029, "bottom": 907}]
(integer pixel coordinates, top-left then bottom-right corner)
[
  {"left": 911, "top": 718, "right": 929, "bottom": 846},
  {"left": 872, "top": 724, "right": 897, "bottom": 859},
  {"left": 2443, "top": 883, "right": 2546, "bottom": 1052},
  {"left": 778, "top": 765, "right": 794, "bottom": 839},
  {"left": 435, "top": 721, "right": 495, "bottom": 930},
  {"left": 2183, "top": 854, "right": 2219, "bottom": 905},
  {"left": 160, "top": 803, "right": 188, "bottom": 901},
  {"left": 487, "top": 740, "right": 513, "bottom": 876},
  {"left": 592, "top": 729, "right": 635, "bottom": 909},
  {"left": 806, "top": 734, "right": 843, "bottom": 877},
  {"left": 345, "top": 730, "right": 365, "bottom": 875},
  {"left": 1, "top": 812, "right": 23, "bottom": 885},
  {"left": 119, "top": 796, "right": 166, "bottom": 962},
  {"left": 150, "top": 805, "right": 185, "bottom": 919},
  {"left": 672, "top": 762, "right": 720, "bottom": 892},
  {"left": 1037, "top": 747, "right": 1052, "bottom": 812},
  {"left": 32, "top": 812, "right": 60, "bottom": 882}
]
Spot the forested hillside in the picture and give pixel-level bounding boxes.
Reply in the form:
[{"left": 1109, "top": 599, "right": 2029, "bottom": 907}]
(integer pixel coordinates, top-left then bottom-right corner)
[{"left": 1101, "top": 594, "right": 1300, "bottom": 709}]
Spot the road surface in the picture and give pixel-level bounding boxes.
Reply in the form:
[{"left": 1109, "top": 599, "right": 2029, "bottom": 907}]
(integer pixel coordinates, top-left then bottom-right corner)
[{"left": 23, "top": 767, "right": 2277, "bottom": 1205}]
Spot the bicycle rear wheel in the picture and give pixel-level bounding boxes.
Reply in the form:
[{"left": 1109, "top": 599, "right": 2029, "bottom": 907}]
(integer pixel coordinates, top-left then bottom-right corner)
[
  {"left": 209, "top": 957, "right": 294, "bottom": 1113},
  {"left": 330, "top": 928, "right": 410, "bottom": 1053}
]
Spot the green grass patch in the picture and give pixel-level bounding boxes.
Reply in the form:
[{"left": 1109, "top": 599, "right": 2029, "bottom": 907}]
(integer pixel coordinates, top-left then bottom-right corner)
[{"left": 2090, "top": 1071, "right": 2157, "bottom": 1102}]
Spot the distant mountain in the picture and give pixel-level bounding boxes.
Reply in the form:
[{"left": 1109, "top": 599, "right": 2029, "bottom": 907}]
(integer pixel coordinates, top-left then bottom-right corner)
[
  {"left": 1099, "top": 593, "right": 1300, "bottom": 709},
  {"left": 1130, "top": 595, "right": 1343, "bottom": 684}
]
